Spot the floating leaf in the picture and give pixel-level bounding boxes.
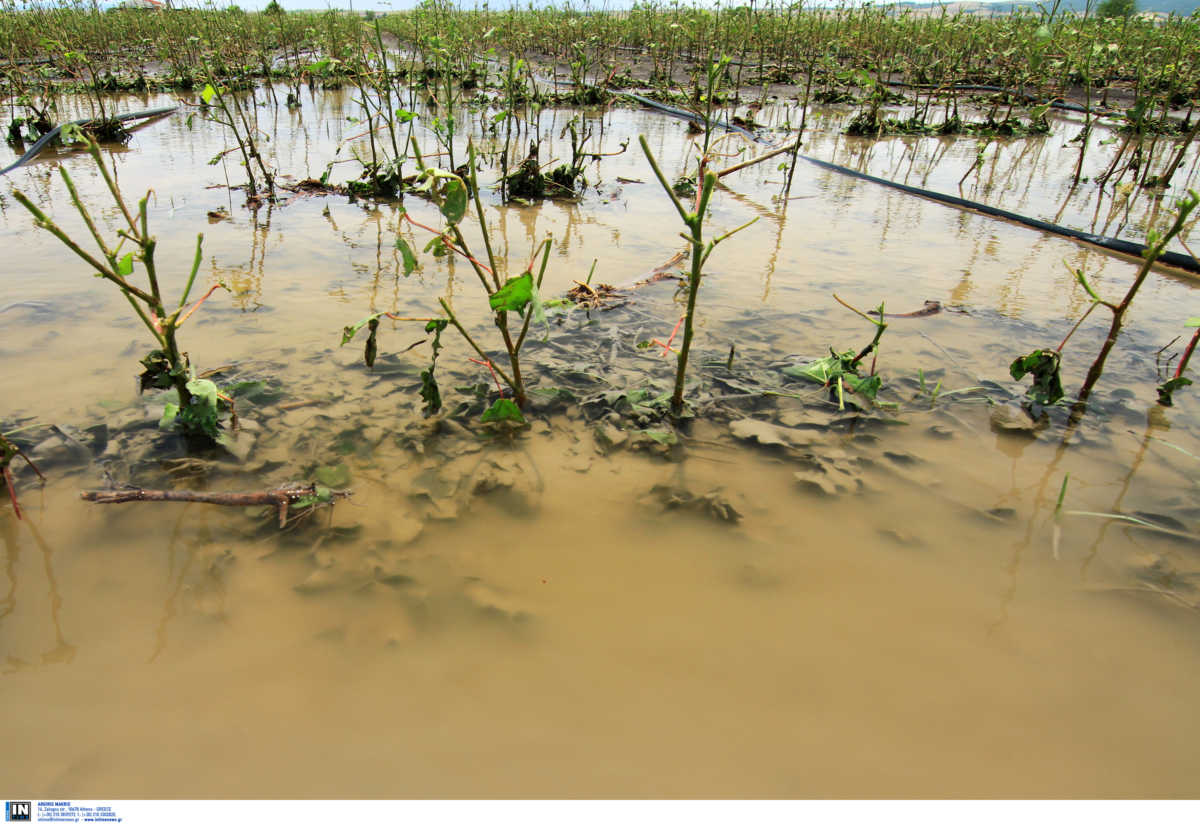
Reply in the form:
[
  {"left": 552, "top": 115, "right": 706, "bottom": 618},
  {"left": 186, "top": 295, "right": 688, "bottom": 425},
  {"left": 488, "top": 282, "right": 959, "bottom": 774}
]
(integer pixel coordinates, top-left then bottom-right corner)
[
  {"left": 488, "top": 271, "right": 533, "bottom": 315},
  {"left": 481, "top": 398, "right": 526, "bottom": 424},
  {"left": 395, "top": 236, "right": 418, "bottom": 276}
]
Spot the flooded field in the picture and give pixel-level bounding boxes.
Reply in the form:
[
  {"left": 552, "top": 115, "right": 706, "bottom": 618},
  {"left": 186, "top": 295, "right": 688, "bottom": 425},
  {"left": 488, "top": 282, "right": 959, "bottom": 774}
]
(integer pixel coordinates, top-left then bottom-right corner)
[{"left": 3, "top": 86, "right": 1200, "bottom": 798}]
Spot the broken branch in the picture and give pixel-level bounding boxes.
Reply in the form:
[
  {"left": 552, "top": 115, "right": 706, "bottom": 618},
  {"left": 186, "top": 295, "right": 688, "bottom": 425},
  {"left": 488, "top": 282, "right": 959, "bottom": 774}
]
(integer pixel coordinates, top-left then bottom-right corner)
[{"left": 81, "top": 482, "right": 352, "bottom": 528}]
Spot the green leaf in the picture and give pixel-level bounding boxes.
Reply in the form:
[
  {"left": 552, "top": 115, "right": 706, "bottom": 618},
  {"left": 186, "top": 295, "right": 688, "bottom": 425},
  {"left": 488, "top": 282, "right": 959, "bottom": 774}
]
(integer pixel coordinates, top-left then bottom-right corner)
[
  {"left": 783, "top": 350, "right": 857, "bottom": 385},
  {"left": 395, "top": 236, "right": 418, "bottom": 276},
  {"left": 1157, "top": 376, "right": 1192, "bottom": 406},
  {"left": 59, "top": 123, "right": 88, "bottom": 145},
  {"left": 424, "top": 236, "right": 449, "bottom": 257},
  {"left": 292, "top": 484, "right": 334, "bottom": 509},
  {"left": 314, "top": 463, "right": 351, "bottom": 487},
  {"left": 488, "top": 271, "right": 534, "bottom": 315},
  {"left": 186, "top": 378, "right": 219, "bottom": 409},
  {"left": 419, "top": 367, "right": 442, "bottom": 415},
  {"left": 529, "top": 278, "right": 550, "bottom": 337},
  {"left": 1009, "top": 349, "right": 1064, "bottom": 414},
  {"left": 341, "top": 312, "right": 385, "bottom": 346},
  {"left": 481, "top": 398, "right": 526, "bottom": 424},
  {"left": 201, "top": 83, "right": 216, "bottom": 104},
  {"left": 395, "top": 109, "right": 417, "bottom": 123},
  {"left": 117, "top": 252, "right": 134, "bottom": 276},
  {"left": 364, "top": 317, "right": 379, "bottom": 368},
  {"left": 440, "top": 177, "right": 468, "bottom": 226},
  {"left": 1185, "top": 318, "right": 1200, "bottom": 328},
  {"left": 158, "top": 402, "right": 179, "bottom": 430},
  {"left": 844, "top": 373, "right": 882, "bottom": 401}
]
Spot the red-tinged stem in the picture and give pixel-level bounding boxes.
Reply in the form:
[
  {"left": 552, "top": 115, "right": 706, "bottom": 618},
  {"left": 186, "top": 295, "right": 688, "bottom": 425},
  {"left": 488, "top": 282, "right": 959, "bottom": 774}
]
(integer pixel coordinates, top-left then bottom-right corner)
[
  {"left": 403, "top": 214, "right": 494, "bottom": 276},
  {"left": 1174, "top": 327, "right": 1200, "bottom": 380},
  {"left": 176, "top": 284, "right": 225, "bottom": 327},
  {"left": 469, "top": 357, "right": 504, "bottom": 394},
  {"left": 3, "top": 466, "right": 21, "bottom": 520}
]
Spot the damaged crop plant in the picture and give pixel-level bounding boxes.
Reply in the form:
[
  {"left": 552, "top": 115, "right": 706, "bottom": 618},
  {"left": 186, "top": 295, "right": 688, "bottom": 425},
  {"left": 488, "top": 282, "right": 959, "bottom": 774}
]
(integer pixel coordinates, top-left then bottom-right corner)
[
  {"left": 342, "top": 139, "right": 552, "bottom": 425},
  {"left": 11, "top": 130, "right": 234, "bottom": 446},
  {"left": 2, "top": 0, "right": 1199, "bottom": 486}
]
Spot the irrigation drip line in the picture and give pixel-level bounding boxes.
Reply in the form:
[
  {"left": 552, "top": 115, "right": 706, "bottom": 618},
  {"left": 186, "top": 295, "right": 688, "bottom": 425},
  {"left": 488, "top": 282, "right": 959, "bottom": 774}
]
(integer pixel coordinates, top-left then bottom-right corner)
[
  {"left": 798, "top": 155, "right": 1200, "bottom": 275},
  {"left": 0, "top": 105, "right": 178, "bottom": 177},
  {"left": 620, "top": 91, "right": 1197, "bottom": 275},
  {"left": 618, "top": 91, "right": 774, "bottom": 145}
]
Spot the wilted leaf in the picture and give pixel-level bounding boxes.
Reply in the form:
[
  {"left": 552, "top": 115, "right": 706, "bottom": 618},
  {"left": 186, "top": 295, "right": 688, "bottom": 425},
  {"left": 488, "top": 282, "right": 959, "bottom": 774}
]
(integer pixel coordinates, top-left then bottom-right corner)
[
  {"left": 395, "top": 236, "right": 418, "bottom": 276},
  {"left": 1009, "top": 349, "right": 1063, "bottom": 414},
  {"left": 419, "top": 367, "right": 441, "bottom": 415},
  {"left": 1157, "top": 376, "right": 1192, "bottom": 406},
  {"left": 341, "top": 312, "right": 385, "bottom": 346},
  {"left": 440, "top": 177, "right": 468, "bottom": 225},
  {"left": 783, "top": 350, "right": 856, "bottom": 385},
  {"left": 364, "top": 317, "right": 379, "bottom": 367}
]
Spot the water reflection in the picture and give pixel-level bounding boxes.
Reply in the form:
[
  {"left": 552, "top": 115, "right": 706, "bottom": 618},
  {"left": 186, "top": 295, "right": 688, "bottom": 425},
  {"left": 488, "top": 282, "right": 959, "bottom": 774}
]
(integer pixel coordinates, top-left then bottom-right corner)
[
  {"left": 3, "top": 82, "right": 1200, "bottom": 796},
  {"left": 0, "top": 513, "right": 76, "bottom": 673}
]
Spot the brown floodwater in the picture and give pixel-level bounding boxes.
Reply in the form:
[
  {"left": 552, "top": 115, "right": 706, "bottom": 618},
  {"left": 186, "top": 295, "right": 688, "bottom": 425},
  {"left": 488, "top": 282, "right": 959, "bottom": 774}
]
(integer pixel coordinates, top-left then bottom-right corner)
[{"left": 2, "top": 86, "right": 1200, "bottom": 798}]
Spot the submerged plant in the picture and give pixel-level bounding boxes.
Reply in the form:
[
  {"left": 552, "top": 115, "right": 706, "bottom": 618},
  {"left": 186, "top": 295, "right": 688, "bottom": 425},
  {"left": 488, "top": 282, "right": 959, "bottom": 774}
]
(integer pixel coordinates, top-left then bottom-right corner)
[
  {"left": 1010, "top": 190, "right": 1198, "bottom": 419},
  {"left": 637, "top": 58, "right": 754, "bottom": 416},
  {"left": 1157, "top": 317, "right": 1200, "bottom": 406},
  {"left": 200, "top": 71, "right": 275, "bottom": 202},
  {"left": 1, "top": 430, "right": 45, "bottom": 521},
  {"left": 343, "top": 139, "right": 553, "bottom": 421},
  {"left": 10, "top": 131, "right": 232, "bottom": 443},
  {"left": 784, "top": 295, "right": 888, "bottom": 411}
]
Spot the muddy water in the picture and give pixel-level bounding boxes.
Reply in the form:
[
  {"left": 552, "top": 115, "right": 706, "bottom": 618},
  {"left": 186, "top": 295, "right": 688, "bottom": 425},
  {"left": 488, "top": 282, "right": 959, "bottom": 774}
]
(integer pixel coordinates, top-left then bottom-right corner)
[{"left": 3, "top": 87, "right": 1200, "bottom": 797}]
